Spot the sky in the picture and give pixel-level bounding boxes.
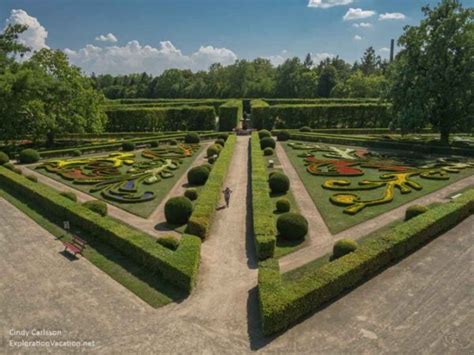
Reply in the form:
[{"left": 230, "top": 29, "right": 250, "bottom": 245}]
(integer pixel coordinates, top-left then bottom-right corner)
[{"left": 1, "top": 0, "right": 473, "bottom": 75}]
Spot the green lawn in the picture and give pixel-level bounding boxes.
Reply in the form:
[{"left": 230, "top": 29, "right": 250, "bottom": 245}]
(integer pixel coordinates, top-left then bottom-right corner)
[
  {"left": 282, "top": 141, "right": 473, "bottom": 234},
  {"left": 33, "top": 144, "right": 205, "bottom": 218}
]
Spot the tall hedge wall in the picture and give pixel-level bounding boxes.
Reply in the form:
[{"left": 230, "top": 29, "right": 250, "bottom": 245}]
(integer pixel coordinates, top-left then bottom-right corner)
[
  {"left": 263, "top": 98, "right": 381, "bottom": 105},
  {"left": 218, "top": 99, "right": 243, "bottom": 131},
  {"left": 258, "top": 190, "right": 474, "bottom": 335},
  {"left": 105, "top": 106, "right": 216, "bottom": 132},
  {"left": 104, "top": 99, "right": 227, "bottom": 113},
  {"left": 250, "top": 131, "right": 276, "bottom": 259},
  {"left": 250, "top": 99, "right": 270, "bottom": 130},
  {"left": 0, "top": 167, "right": 202, "bottom": 292}
]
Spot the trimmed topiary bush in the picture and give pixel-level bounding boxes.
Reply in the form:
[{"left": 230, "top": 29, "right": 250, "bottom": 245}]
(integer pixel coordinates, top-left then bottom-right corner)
[
  {"left": 258, "top": 129, "right": 272, "bottom": 139},
  {"left": 149, "top": 140, "right": 160, "bottom": 148},
  {"left": 207, "top": 144, "right": 222, "bottom": 158},
  {"left": 165, "top": 196, "right": 193, "bottom": 225},
  {"left": 333, "top": 239, "right": 358, "bottom": 259},
  {"left": 60, "top": 191, "right": 77, "bottom": 202},
  {"left": 185, "top": 132, "right": 200, "bottom": 144},
  {"left": 187, "top": 165, "right": 210, "bottom": 186},
  {"left": 277, "top": 213, "right": 308, "bottom": 240},
  {"left": 276, "top": 198, "right": 291, "bottom": 213},
  {"left": 215, "top": 139, "right": 225, "bottom": 147},
  {"left": 157, "top": 235, "right": 180, "bottom": 251},
  {"left": 269, "top": 172, "right": 290, "bottom": 194},
  {"left": 260, "top": 137, "right": 276, "bottom": 150},
  {"left": 19, "top": 149, "right": 40, "bottom": 164},
  {"left": 169, "top": 139, "right": 178, "bottom": 146},
  {"left": 122, "top": 141, "right": 136, "bottom": 151},
  {"left": 201, "top": 163, "right": 213, "bottom": 172},
  {"left": 208, "top": 156, "right": 217, "bottom": 164},
  {"left": 263, "top": 147, "right": 274, "bottom": 156},
  {"left": 0, "top": 151, "right": 9, "bottom": 165},
  {"left": 72, "top": 149, "right": 82, "bottom": 157},
  {"left": 218, "top": 133, "right": 229, "bottom": 141},
  {"left": 184, "top": 188, "right": 198, "bottom": 201},
  {"left": 13, "top": 168, "right": 22, "bottom": 175},
  {"left": 405, "top": 204, "right": 429, "bottom": 221},
  {"left": 82, "top": 200, "right": 108, "bottom": 216},
  {"left": 300, "top": 126, "right": 311, "bottom": 132},
  {"left": 3, "top": 162, "right": 14, "bottom": 170},
  {"left": 277, "top": 130, "right": 290, "bottom": 141},
  {"left": 26, "top": 175, "right": 38, "bottom": 182}
]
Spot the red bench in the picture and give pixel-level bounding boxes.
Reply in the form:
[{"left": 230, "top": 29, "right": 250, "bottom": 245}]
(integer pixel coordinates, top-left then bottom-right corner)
[{"left": 63, "top": 235, "right": 87, "bottom": 256}]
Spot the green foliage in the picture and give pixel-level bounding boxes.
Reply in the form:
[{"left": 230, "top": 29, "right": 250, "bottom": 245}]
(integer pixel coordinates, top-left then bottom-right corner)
[
  {"left": 269, "top": 172, "right": 290, "bottom": 193},
  {"left": 333, "top": 239, "right": 358, "bottom": 259},
  {"left": 276, "top": 198, "right": 290, "bottom": 213},
  {"left": 19, "top": 149, "right": 40, "bottom": 164},
  {"left": 157, "top": 236, "right": 180, "bottom": 251},
  {"left": 187, "top": 166, "right": 210, "bottom": 186},
  {"left": 277, "top": 130, "right": 290, "bottom": 141},
  {"left": 260, "top": 137, "right": 276, "bottom": 150},
  {"left": 332, "top": 70, "right": 388, "bottom": 98},
  {"left": 300, "top": 126, "right": 311, "bottom": 132},
  {"left": 215, "top": 139, "right": 225, "bottom": 147},
  {"left": 219, "top": 99, "right": 243, "bottom": 131},
  {"left": 258, "top": 129, "right": 272, "bottom": 139},
  {"left": 207, "top": 144, "right": 222, "bottom": 158},
  {"left": 26, "top": 174, "right": 38, "bottom": 183},
  {"left": 13, "top": 168, "right": 22, "bottom": 175},
  {"left": 218, "top": 133, "right": 229, "bottom": 141},
  {"left": 82, "top": 200, "right": 108, "bottom": 217},
  {"left": 164, "top": 196, "right": 193, "bottom": 225},
  {"left": 3, "top": 162, "right": 14, "bottom": 170},
  {"left": 184, "top": 188, "right": 198, "bottom": 201},
  {"left": 276, "top": 213, "right": 308, "bottom": 240},
  {"left": 184, "top": 132, "right": 200, "bottom": 144},
  {"left": 122, "top": 141, "right": 136, "bottom": 151},
  {"left": 149, "top": 140, "right": 160, "bottom": 148},
  {"left": 405, "top": 204, "right": 429, "bottom": 221},
  {"left": 250, "top": 100, "right": 270, "bottom": 130},
  {"left": 60, "top": 191, "right": 77, "bottom": 202},
  {"left": 263, "top": 147, "right": 274, "bottom": 156},
  {"left": 72, "top": 149, "right": 82, "bottom": 157},
  {"left": 169, "top": 139, "right": 178, "bottom": 146},
  {"left": 0, "top": 151, "right": 9, "bottom": 165}
]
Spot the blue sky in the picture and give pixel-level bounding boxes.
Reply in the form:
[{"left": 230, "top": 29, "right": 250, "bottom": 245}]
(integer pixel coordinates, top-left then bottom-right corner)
[{"left": 1, "top": 0, "right": 473, "bottom": 74}]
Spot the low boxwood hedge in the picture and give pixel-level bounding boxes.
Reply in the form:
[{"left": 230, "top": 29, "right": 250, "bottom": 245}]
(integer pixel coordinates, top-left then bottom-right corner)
[
  {"left": 0, "top": 166, "right": 201, "bottom": 292},
  {"left": 258, "top": 189, "right": 474, "bottom": 335}
]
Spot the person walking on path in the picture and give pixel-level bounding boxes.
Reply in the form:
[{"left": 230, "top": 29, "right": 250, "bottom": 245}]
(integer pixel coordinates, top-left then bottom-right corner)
[{"left": 223, "top": 187, "right": 233, "bottom": 208}]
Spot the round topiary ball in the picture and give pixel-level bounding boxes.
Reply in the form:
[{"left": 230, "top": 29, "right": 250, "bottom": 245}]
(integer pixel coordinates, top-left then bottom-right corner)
[
  {"left": 201, "top": 163, "right": 213, "bottom": 172},
  {"left": 82, "top": 200, "right": 108, "bottom": 216},
  {"left": 19, "top": 149, "right": 40, "bottom": 164},
  {"left": 0, "top": 151, "right": 9, "bottom": 165},
  {"left": 218, "top": 133, "right": 229, "bottom": 141},
  {"left": 157, "top": 235, "right": 180, "bottom": 251},
  {"left": 277, "top": 213, "right": 308, "bottom": 240},
  {"left": 277, "top": 131, "right": 290, "bottom": 141},
  {"left": 333, "top": 239, "right": 358, "bottom": 259},
  {"left": 258, "top": 129, "right": 272, "bottom": 139},
  {"left": 263, "top": 147, "right": 274, "bottom": 156},
  {"left": 72, "top": 149, "right": 82, "bottom": 157},
  {"left": 187, "top": 166, "right": 210, "bottom": 186},
  {"left": 169, "top": 139, "right": 178, "bottom": 146},
  {"left": 164, "top": 196, "right": 193, "bottom": 225},
  {"left": 185, "top": 132, "right": 200, "bottom": 144},
  {"left": 184, "top": 188, "right": 198, "bottom": 201},
  {"left": 215, "top": 139, "right": 225, "bottom": 147},
  {"left": 208, "top": 156, "right": 217, "bottom": 164},
  {"left": 122, "top": 141, "right": 135, "bottom": 151},
  {"left": 207, "top": 144, "right": 222, "bottom": 158},
  {"left": 149, "top": 140, "right": 160, "bottom": 148},
  {"left": 300, "top": 126, "right": 311, "bottom": 132},
  {"left": 260, "top": 137, "right": 276, "bottom": 150},
  {"left": 276, "top": 198, "right": 291, "bottom": 213},
  {"left": 405, "top": 204, "right": 428, "bottom": 221},
  {"left": 269, "top": 172, "right": 290, "bottom": 193}
]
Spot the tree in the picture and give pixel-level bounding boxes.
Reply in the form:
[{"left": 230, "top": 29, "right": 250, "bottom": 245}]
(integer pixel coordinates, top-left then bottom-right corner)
[
  {"left": 317, "top": 65, "right": 337, "bottom": 98},
  {"left": 303, "top": 53, "right": 313, "bottom": 69},
  {"left": 332, "top": 70, "right": 388, "bottom": 98},
  {"left": 389, "top": 0, "right": 473, "bottom": 143},
  {"left": 359, "top": 47, "right": 381, "bottom": 76}
]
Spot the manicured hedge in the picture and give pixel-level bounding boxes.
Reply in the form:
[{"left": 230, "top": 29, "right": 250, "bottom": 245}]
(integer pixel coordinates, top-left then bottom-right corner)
[
  {"left": 250, "top": 131, "right": 276, "bottom": 259},
  {"left": 250, "top": 100, "right": 270, "bottom": 130},
  {"left": 263, "top": 98, "right": 381, "bottom": 105},
  {"left": 0, "top": 166, "right": 201, "bottom": 292},
  {"left": 186, "top": 135, "right": 236, "bottom": 239},
  {"left": 105, "top": 106, "right": 216, "bottom": 132},
  {"left": 219, "top": 99, "right": 243, "bottom": 131},
  {"left": 258, "top": 190, "right": 474, "bottom": 335}
]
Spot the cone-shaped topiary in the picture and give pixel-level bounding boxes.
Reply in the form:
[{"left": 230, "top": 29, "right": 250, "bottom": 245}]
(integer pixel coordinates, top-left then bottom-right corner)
[
  {"left": 300, "top": 126, "right": 311, "bottom": 132},
  {"left": 258, "top": 129, "right": 272, "bottom": 139},
  {"left": 269, "top": 172, "right": 290, "bottom": 193},
  {"left": 157, "top": 235, "right": 180, "bottom": 251},
  {"left": 333, "top": 239, "right": 358, "bottom": 259},
  {"left": 276, "top": 198, "right": 291, "bottom": 213},
  {"left": 260, "top": 137, "right": 276, "bottom": 150},
  {"left": 19, "top": 149, "right": 40, "bottom": 164},
  {"left": 277, "top": 131, "right": 290, "bottom": 141},
  {"left": 0, "top": 151, "right": 9, "bottom": 165},
  {"left": 82, "top": 200, "right": 108, "bottom": 216},
  {"left": 187, "top": 166, "right": 210, "bottom": 186},
  {"left": 165, "top": 196, "right": 193, "bottom": 225},
  {"left": 185, "top": 132, "right": 200, "bottom": 144},
  {"left": 207, "top": 144, "right": 222, "bottom": 158},
  {"left": 277, "top": 213, "right": 308, "bottom": 240},
  {"left": 184, "top": 188, "right": 198, "bottom": 201},
  {"left": 263, "top": 147, "right": 274, "bottom": 156},
  {"left": 405, "top": 204, "right": 428, "bottom": 221}
]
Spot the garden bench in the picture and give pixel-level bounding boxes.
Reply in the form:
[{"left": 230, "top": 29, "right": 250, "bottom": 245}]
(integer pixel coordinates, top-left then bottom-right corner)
[{"left": 63, "top": 235, "right": 87, "bottom": 256}]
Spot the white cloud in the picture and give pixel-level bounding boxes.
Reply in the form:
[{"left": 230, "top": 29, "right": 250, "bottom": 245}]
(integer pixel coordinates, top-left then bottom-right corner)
[
  {"left": 379, "top": 12, "right": 406, "bottom": 21},
  {"left": 95, "top": 33, "right": 118, "bottom": 43},
  {"left": 308, "top": 0, "right": 353, "bottom": 9},
  {"left": 343, "top": 8, "right": 376, "bottom": 21},
  {"left": 65, "top": 40, "right": 238, "bottom": 75},
  {"left": 354, "top": 35, "right": 363, "bottom": 41},
  {"left": 312, "top": 52, "right": 335, "bottom": 64},
  {"left": 5, "top": 9, "right": 48, "bottom": 55},
  {"left": 379, "top": 47, "right": 390, "bottom": 53},
  {"left": 352, "top": 22, "right": 372, "bottom": 28}
]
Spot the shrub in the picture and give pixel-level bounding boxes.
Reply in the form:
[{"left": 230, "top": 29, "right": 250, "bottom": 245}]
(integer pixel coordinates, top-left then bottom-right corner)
[
  {"left": 122, "top": 141, "right": 136, "bottom": 151},
  {"left": 269, "top": 172, "right": 290, "bottom": 193},
  {"left": 300, "top": 126, "right": 312, "bottom": 132},
  {"left": 215, "top": 139, "right": 225, "bottom": 147},
  {"left": 276, "top": 213, "right": 308, "bottom": 240},
  {"left": 165, "top": 196, "right": 193, "bottom": 225},
  {"left": 13, "top": 168, "right": 22, "bottom": 175},
  {"left": 333, "top": 239, "right": 358, "bottom": 259},
  {"left": 0, "top": 151, "right": 9, "bottom": 165},
  {"left": 169, "top": 139, "right": 178, "bottom": 146},
  {"left": 277, "top": 130, "right": 290, "bottom": 141},
  {"left": 276, "top": 198, "right": 290, "bottom": 213},
  {"left": 3, "top": 162, "right": 14, "bottom": 170},
  {"left": 405, "top": 205, "right": 429, "bottom": 221},
  {"left": 184, "top": 188, "right": 198, "bottom": 201},
  {"left": 187, "top": 166, "right": 210, "bottom": 186},
  {"left": 185, "top": 132, "right": 200, "bottom": 144},
  {"left": 263, "top": 147, "right": 274, "bottom": 156},
  {"left": 72, "top": 150, "right": 82, "bottom": 157},
  {"left": 219, "top": 99, "right": 242, "bottom": 131},
  {"left": 218, "top": 133, "right": 229, "bottom": 141},
  {"left": 82, "top": 200, "right": 108, "bottom": 217},
  {"left": 26, "top": 175, "right": 38, "bottom": 182},
  {"left": 19, "top": 149, "right": 40, "bottom": 164},
  {"left": 149, "top": 140, "right": 159, "bottom": 148},
  {"left": 260, "top": 137, "right": 276, "bottom": 150},
  {"left": 60, "top": 191, "right": 77, "bottom": 202},
  {"left": 157, "top": 235, "right": 180, "bottom": 251},
  {"left": 201, "top": 163, "right": 213, "bottom": 172},
  {"left": 207, "top": 144, "right": 222, "bottom": 158},
  {"left": 208, "top": 156, "right": 217, "bottom": 164},
  {"left": 258, "top": 129, "right": 272, "bottom": 139}
]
